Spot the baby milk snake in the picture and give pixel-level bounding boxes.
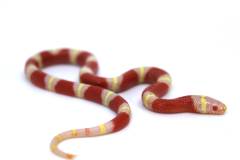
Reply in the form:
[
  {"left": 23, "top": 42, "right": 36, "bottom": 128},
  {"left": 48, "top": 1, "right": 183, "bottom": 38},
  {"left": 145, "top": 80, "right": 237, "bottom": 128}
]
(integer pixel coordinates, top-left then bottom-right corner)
[{"left": 25, "top": 48, "right": 227, "bottom": 159}]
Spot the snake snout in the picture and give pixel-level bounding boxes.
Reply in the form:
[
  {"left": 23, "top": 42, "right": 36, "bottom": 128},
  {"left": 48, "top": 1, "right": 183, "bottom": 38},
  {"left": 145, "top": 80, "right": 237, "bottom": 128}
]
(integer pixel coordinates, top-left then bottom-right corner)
[
  {"left": 210, "top": 100, "right": 227, "bottom": 115},
  {"left": 192, "top": 96, "right": 227, "bottom": 115},
  {"left": 205, "top": 96, "right": 227, "bottom": 115}
]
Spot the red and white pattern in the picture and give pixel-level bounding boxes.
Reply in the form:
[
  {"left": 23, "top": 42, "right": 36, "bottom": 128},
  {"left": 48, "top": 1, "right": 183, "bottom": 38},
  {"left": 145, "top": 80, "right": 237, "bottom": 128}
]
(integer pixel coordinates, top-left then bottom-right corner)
[{"left": 25, "top": 48, "right": 227, "bottom": 159}]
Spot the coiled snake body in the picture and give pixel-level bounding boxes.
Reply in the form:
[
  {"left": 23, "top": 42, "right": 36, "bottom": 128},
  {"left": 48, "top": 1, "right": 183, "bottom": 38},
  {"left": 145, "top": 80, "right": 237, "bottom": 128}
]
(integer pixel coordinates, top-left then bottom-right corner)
[{"left": 25, "top": 48, "right": 227, "bottom": 159}]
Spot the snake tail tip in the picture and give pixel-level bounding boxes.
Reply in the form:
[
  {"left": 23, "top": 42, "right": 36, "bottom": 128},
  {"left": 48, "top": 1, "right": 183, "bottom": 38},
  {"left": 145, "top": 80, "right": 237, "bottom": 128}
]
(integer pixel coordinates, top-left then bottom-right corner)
[{"left": 66, "top": 154, "right": 76, "bottom": 160}]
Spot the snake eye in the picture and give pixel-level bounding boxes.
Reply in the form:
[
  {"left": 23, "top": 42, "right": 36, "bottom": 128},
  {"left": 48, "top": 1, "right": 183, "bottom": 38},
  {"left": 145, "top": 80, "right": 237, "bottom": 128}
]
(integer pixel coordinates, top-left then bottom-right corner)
[{"left": 212, "top": 105, "right": 218, "bottom": 111}]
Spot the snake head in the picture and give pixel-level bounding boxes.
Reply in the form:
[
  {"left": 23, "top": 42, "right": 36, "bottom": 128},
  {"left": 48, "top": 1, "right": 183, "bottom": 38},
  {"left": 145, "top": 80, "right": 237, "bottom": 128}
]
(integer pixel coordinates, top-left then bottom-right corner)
[{"left": 192, "top": 96, "right": 227, "bottom": 115}]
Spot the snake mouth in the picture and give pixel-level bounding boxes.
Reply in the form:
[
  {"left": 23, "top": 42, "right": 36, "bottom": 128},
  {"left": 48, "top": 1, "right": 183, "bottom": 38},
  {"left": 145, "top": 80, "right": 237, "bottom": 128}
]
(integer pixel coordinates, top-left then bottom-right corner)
[
  {"left": 215, "top": 104, "right": 227, "bottom": 115},
  {"left": 223, "top": 105, "right": 227, "bottom": 113}
]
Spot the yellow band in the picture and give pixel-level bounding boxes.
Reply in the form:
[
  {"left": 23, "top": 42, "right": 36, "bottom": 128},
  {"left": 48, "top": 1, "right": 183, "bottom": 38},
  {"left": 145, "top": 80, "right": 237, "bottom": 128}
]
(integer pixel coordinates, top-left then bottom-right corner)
[
  {"left": 70, "top": 49, "right": 79, "bottom": 64},
  {"left": 103, "top": 91, "right": 114, "bottom": 106},
  {"left": 201, "top": 96, "right": 207, "bottom": 113},
  {"left": 118, "top": 103, "right": 131, "bottom": 114},
  {"left": 139, "top": 67, "right": 145, "bottom": 83},
  {"left": 71, "top": 129, "right": 78, "bottom": 137},
  {"left": 143, "top": 92, "right": 155, "bottom": 107},
  {"left": 99, "top": 124, "right": 106, "bottom": 134},
  {"left": 112, "top": 77, "right": 118, "bottom": 92},
  {"left": 157, "top": 74, "right": 171, "bottom": 85},
  {"left": 47, "top": 76, "right": 55, "bottom": 91},
  {"left": 51, "top": 144, "right": 57, "bottom": 152},
  {"left": 34, "top": 54, "right": 43, "bottom": 68},
  {"left": 76, "top": 83, "right": 84, "bottom": 97},
  {"left": 55, "top": 135, "right": 63, "bottom": 142}
]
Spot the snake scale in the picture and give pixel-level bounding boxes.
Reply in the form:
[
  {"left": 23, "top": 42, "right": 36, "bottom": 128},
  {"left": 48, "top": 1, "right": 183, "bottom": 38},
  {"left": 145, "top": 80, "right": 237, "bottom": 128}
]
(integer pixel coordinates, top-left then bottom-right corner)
[{"left": 25, "top": 48, "right": 227, "bottom": 159}]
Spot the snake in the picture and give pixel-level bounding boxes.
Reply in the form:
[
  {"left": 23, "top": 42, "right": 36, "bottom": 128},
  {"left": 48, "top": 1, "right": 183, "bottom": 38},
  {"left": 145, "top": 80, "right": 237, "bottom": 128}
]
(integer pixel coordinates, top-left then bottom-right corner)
[{"left": 25, "top": 48, "right": 227, "bottom": 159}]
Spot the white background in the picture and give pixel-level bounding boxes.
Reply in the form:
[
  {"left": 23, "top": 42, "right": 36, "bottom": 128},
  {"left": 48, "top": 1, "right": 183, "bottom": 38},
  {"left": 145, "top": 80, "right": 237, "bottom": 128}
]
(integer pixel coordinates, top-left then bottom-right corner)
[{"left": 0, "top": 0, "right": 240, "bottom": 160}]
